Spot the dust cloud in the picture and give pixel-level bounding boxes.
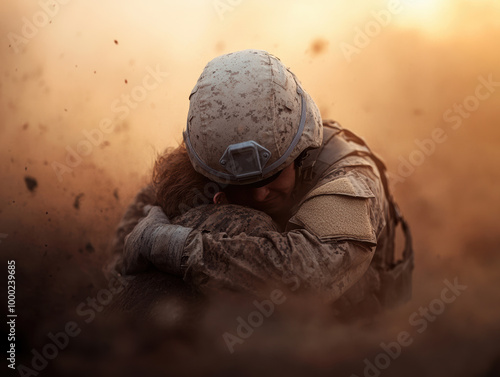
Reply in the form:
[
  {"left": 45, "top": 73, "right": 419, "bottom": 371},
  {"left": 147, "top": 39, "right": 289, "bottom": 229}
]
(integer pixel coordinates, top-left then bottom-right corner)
[{"left": 0, "top": 0, "right": 499, "bottom": 376}]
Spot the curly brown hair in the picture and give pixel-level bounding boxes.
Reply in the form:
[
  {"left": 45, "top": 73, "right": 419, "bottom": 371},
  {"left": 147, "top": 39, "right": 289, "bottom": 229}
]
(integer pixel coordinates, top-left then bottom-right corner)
[{"left": 152, "top": 142, "right": 222, "bottom": 219}]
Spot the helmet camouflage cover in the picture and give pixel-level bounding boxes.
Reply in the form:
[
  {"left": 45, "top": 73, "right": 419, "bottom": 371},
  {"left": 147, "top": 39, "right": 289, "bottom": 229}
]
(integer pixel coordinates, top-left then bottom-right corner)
[{"left": 184, "top": 49, "right": 323, "bottom": 185}]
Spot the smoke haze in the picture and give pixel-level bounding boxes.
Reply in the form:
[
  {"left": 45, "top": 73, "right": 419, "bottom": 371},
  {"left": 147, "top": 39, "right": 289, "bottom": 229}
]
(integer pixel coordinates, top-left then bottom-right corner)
[{"left": 1, "top": 0, "right": 499, "bottom": 376}]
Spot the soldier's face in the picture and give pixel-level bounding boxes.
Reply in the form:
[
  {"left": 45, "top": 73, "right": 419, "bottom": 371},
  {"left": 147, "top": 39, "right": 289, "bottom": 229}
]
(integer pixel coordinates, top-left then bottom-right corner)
[{"left": 226, "top": 163, "right": 296, "bottom": 216}]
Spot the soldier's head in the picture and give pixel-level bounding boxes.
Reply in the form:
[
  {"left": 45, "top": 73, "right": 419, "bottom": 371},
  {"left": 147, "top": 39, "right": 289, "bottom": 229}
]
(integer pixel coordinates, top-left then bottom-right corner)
[{"left": 183, "top": 50, "right": 323, "bottom": 215}]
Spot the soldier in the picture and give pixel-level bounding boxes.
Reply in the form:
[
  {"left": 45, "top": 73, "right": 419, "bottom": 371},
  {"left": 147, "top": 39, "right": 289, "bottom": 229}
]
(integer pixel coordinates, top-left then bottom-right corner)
[{"left": 112, "top": 49, "right": 414, "bottom": 318}]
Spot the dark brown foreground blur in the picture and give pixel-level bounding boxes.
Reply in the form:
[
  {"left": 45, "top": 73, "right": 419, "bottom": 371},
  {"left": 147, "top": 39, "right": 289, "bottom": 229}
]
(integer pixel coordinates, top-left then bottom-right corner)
[{"left": 1, "top": 1, "right": 499, "bottom": 376}]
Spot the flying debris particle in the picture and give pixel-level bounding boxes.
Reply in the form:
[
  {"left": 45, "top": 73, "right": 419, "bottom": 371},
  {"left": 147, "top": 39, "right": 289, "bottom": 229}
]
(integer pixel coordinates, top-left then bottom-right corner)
[
  {"left": 24, "top": 176, "right": 38, "bottom": 192},
  {"left": 124, "top": 79, "right": 128, "bottom": 84},
  {"left": 22, "top": 123, "right": 29, "bottom": 130},
  {"left": 114, "top": 39, "right": 118, "bottom": 45},
  {"left": 113, "top": 189, "right": 119, "bottom": 201},
  {"left": 85, "top": 242, "right": 95, "bottom": 253},
  {"left": 74, "top": 193, "right": 84, "bottom": 210},
  {"left": 78, "top": 243, "right": 95, "bottom": 254},
  {"left": 309, "top": 38, "right": 329, "bottom": 56}
]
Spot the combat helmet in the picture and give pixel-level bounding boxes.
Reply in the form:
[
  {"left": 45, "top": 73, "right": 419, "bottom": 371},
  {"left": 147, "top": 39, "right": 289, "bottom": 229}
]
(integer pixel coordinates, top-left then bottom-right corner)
[{"left": 184, "top": 49, "right": 323, "bottom": 185}]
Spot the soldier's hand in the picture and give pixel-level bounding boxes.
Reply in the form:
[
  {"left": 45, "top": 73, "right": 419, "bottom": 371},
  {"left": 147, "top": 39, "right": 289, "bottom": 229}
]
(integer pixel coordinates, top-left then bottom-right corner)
[{"left": 122, "top": 206, "right": 193, "bottom": 276}]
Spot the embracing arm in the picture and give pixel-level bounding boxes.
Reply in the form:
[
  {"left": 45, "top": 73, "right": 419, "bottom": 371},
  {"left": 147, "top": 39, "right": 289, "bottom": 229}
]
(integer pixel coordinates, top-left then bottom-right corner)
[
  {"left": 122, "top": 163, "right": 387, "bottom": 301},
  {"left": 181, "top": 227, "right": 375, "bottom": 301}
]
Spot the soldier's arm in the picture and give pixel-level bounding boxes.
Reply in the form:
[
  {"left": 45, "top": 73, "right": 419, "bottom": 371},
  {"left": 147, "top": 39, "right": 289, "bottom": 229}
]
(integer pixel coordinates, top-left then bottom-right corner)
[
  {"left": 181, "top": 164, "right": 386, "bottom": 301},
  {"left": 122, "top": 162, "right": 387, "bottom": 301},
  {"left": 182, "top": 227, "right": 375, "bottom": 301}
]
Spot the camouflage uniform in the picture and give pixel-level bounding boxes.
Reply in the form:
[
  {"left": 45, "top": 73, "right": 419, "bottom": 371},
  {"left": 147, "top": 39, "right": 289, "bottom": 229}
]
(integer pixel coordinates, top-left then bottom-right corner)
[{"left": 111, "top": 120, "right": 414, "bottom": 317}]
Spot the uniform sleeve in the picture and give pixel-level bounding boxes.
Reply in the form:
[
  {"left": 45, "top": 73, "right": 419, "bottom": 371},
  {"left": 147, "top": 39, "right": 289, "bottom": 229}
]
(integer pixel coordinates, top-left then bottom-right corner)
[
  {"left": 182, "top": 228, "right": 375, "bottom": 302},
  {"left": 181, "top": 164, "right": 387, "bottom": 302}
]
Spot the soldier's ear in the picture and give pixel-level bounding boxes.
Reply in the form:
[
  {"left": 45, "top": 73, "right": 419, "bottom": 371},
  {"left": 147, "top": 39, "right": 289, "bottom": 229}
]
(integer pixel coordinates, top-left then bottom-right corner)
[{"left": 213, "top": 192, "right": 228, "bottom": 205}]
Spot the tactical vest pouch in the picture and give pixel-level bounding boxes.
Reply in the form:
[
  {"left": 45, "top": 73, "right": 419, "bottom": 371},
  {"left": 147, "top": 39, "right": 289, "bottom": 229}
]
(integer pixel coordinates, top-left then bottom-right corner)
[{"left": 290, "top": 172, "right": 377, "bottom": 244}]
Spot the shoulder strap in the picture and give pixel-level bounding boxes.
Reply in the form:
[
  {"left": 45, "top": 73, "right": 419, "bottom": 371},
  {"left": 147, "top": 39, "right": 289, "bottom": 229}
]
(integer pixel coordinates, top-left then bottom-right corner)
[
  {"left": 298, "top": 122, "right": 341, "bottom": 182},
  {"left": 300, "top": 121, "right": 371, "bottom": 188}
]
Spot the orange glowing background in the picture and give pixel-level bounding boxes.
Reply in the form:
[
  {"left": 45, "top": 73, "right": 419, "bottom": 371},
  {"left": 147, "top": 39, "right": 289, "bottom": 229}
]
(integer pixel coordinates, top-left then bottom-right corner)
[{"left": 0, "top": 0, "right": 499, "bottom": 375}]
